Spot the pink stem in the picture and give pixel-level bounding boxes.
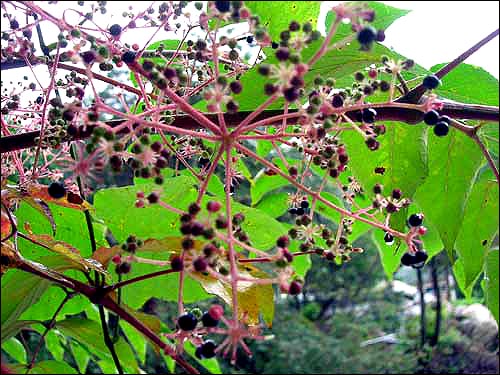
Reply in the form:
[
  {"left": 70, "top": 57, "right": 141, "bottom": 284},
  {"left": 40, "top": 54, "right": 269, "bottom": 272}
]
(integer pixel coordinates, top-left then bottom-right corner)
[{"left": 224, "top": 142, "right": 239, "bottom": 320}]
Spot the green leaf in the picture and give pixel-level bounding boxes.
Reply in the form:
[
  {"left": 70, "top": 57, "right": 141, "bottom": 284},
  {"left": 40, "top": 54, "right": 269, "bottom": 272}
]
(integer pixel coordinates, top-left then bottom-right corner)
[
  {"left": 44, "top": 330, "right": 65, "bottom": 362},
  {"left": 455, "top": 173, "right": 499, "bottom": 288},
  {"left": 342, "top": 122, "right": 427, "bottom": 209},
  {"left": 251, "top": 168, "right": 289, "bottom": 205},
  {"left": 120, "top": 321, "right": 146, "bottom": 365},
  {"left": 56, "top": 318, "right": 110, "bottom": 357},
  {"left": 56, "top": 318, "right": 139, "bottom": 372},
  {"left": 256, "top": 192, "right": 289, "bottom": 218},
  {"left": 325, "top": 2, "right": 410, "bottom": 39},
  {"left": 246, "top": 1, "right": 321, "bottom": 41},
  {"left": 20, "top": 284, "right": 90, "bottom": 322},
  {"left": 2, "top": 337, "right": 26, "bottom": 363},
  {"left": 452, "top": 259, "right": 478, "bottom": 300},
  {"left": 415, "top": 130, "right": 483, "bottom": 254},
  {"left": 69, "top": 341, "right": 90, "bottom": 373},
  {"left": 1, "top": 256, "right": 83, "bottom": 330},
  {"left": 257, "top": 139, "right": 274, "bottom": 159},
  {"left": 94, "top": 176, "right": 197, "bottom": 242},
  {"left": 15, "top": 202, "right": 106, "bottom": 260},
  {"left": 431, "top": 63, "right": 499, "bottom": 105},
  {"left": 10, "top": 361, "right": 78, "bottom": 374},
  {"left": 1, "top": 320, "right": 38, "bottom": 343},
  {"left": 484, "top": 250, "right": 499, "bottom": 324}
]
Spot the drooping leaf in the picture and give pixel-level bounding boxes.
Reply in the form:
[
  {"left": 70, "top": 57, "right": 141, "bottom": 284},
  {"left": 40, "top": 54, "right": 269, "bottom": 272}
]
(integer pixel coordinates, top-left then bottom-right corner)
[
  {"left": 69, "top": 341, "right": 90, "bottom": 373},
  {"left": 1, "top": 337, "right": 26, "bottom": 363},
  {"left": 453, "top": 259, "right": 479, "bottom": 300},
  {"left": 415, "top": 130, "right": 483, "bottom": 255},
  {"left": 484, "top": 250, "right": 499, "bottom": 324},
  {"left": 455, "top": 172, "right": 499, "bottom": 288}
]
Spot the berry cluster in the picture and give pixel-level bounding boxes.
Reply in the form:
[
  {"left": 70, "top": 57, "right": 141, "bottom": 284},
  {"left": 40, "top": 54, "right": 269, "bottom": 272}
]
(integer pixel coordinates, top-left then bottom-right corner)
[
  {"left": 170, "top": 304, "right": 225, "bottom": 360},
  {"left": 384, "top": 213, "right": 429, "bottom": 268},
  {"left": 372, "top": 184, "right": 411, "bottom": 214},
  {"left": 423, "top": 109, "right": 451, "bottom": 137}
]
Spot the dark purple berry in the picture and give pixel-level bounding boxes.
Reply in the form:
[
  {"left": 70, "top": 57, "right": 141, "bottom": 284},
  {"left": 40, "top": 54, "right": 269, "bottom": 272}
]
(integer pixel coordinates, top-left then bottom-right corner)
[
  {"left": 215, "top": 1, "right": 230, "bottom": 12},
  {"left": 275, "top": 47, "right": 290, "bottom": 61},
  {"left": 116, "top": 262, "right": 131, "bottom": 274},
  {"left": 401, "top": 252, "right": 417, "bottom": 267},
  {"left": 193, "top": 257, "right": 208, "bottom": 272},
  {"left": 423, "top": 110, "right": 440, "bottom": 125},
  {"left": 10, "top": 20, "right": 20, "bottom": 29},
  {"left": 289, "top": 21, "right": 300, "bottom": 32},
  {"left": 191, "top": 221, "right": 205, "bottom": 236},
  {"left": 384, "top": 232, "right": 394, "bottom": 245},
  {"left": 434, "top": 121, "right": 449, "bottom": 137},
  {"left": 289, "top": 281, "right": 302, "bottom": 295},
  {"left": 362, "top": 108, "right": 377, "bottom": 123},
  {"left": 331, "top": 94, "right": 344, "bottom": 108},
  {"left": 277, "top": 236, "right": 289, "bottom": 248},
  {"left": 201, "top": 312, "right": 219, "bottom": 328},
  {"left": 264, "top": 83, "right": 278, "bottom": 96},
  {"left": 392, "top": 189, "right": 402, "bottom": 199},
  {"left": 408, "top": 213, "right": 424, "bottom": 227},
  {"left": 199, "top": 340, "right": 217, "bottom": 358},
  {"left": 438, "top": 115, "right": 451, "bottom": 124},
  {"left": 48, "top": 182, "right": 66, "bottom": 199},
  {"left": 283, "top": 87, "right": 300, "bottom": 102},
  {"left": 171, "top": 256, "right": 184, "bottom": 271},
  {"left": 422, "top": 75, "right": 441, "bottom": 90},
  {"left": 300, "top": 200, "right": 309, "bottom": 209},
  {"left": 177, "top": 312, "right": 198, "bottom": 331},
  {"left": 147, "top": 192, "right": 159, "bottom": 204},
  {"left": 376, "top": 29, "right": 386, "bottom": 42},
  {"left": 357, "top": 26, "right": 377, "bottom": 46},
  {"left": 109, "top": 24, "right": 122, "bottom": 37},
  {"left": 81, "top": 50, "right": 97, "bottom": 65},
  {"left": 188, "top": 203, "right": 201, "bottom": 215},
  {"left": 289, "top": 207, "right": 298, "bottom": 215},
  {"left": 121, "top": 51, "right": 136, "bottom": 64},
  {"left": 229, "top": 80, "right": 242, "bottom": 94}
]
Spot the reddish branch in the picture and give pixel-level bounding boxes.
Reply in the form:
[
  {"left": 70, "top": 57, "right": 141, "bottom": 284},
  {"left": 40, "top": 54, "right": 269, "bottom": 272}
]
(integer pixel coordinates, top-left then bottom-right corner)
[{"left": 16, "top": 261, "right": 199, "bottom": 374}]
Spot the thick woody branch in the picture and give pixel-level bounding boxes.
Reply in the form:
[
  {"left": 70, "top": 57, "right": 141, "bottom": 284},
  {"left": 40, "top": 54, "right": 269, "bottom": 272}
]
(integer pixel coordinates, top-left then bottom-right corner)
[{"left": 1, "top": 102, "right": 498, "bottom": 153}]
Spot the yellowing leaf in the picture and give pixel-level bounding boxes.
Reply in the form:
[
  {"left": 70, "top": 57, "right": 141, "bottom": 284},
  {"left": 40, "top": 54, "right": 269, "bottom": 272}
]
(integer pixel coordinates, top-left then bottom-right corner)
[
  {"left": 22, "top": 224, "right": 107, "bottom": 276},
  {"left": 1, "top": 207, "right": 13, "bottom": 239},
  {"left": 190, "top": 264, "right": 274, "bottom": 327}
]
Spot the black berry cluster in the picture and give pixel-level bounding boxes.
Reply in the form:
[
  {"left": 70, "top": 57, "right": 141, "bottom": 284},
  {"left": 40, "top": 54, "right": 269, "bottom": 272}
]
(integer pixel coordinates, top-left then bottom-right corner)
[{"left": 423, "top": 110, "right": 450, "bottom": 137}]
